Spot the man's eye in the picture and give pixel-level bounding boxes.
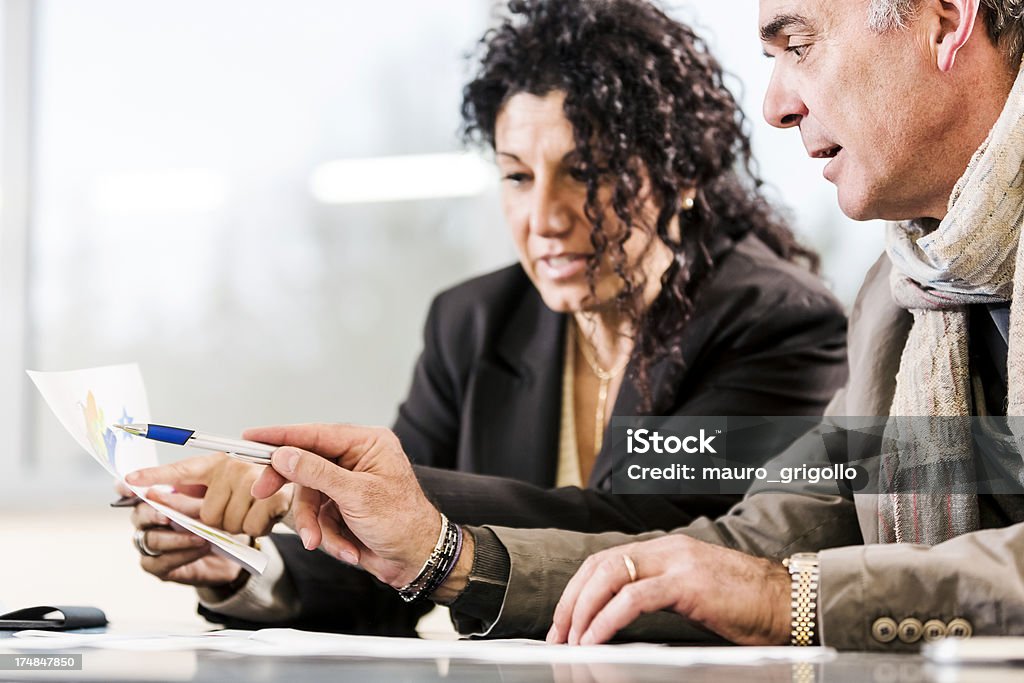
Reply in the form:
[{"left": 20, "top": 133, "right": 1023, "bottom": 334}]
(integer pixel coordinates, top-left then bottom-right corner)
[{"left": 785, "top": 44, "right": 810, "bottom": 59}]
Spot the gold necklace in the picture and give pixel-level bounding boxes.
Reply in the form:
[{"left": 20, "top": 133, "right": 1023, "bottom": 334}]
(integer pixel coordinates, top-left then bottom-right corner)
[{"left": 574, "top": 321, "right": 630, "bottom": 457}]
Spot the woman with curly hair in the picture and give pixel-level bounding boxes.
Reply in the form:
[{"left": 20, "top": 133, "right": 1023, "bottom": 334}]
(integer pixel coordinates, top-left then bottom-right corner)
[
  {"left": 121, "top": 0, "right": 846, "bottom": 635},
  {"left": 461, "top": 0, "right": 830, "bottom": 419}
]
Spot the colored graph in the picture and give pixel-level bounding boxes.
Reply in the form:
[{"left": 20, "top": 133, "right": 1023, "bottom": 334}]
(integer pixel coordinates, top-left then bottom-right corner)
[{"left": 80, "top": 391, "right": 134, "bottom": 472}]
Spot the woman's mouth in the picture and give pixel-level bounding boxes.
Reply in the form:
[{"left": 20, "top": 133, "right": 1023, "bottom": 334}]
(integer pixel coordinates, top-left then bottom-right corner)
[{"left": 537, "top": 253, "right": 589, "bottom": 281}]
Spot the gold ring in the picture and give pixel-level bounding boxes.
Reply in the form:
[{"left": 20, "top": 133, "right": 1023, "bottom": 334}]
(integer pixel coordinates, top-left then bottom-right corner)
[{"left": 623, "top": 554, "right": 638, "bottom": 583}]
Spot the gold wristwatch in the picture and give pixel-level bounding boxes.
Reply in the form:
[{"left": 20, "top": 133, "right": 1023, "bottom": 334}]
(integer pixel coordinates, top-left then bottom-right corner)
[{"left": 783, "top": 553, "right": 820, "bottom": 646}]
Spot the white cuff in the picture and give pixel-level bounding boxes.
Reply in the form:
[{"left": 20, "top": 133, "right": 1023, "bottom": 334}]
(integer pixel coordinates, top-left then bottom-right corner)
[{"left": 197, "top": 537, "right": 300, "bottom": 623}]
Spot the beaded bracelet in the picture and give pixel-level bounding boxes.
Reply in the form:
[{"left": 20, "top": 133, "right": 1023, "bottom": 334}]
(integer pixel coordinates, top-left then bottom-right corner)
[
  {"left": 396, "top": 513, "right": 463, "bottom": 603},
  {"left": 433, "top": 523, "right": 464, "bottom": 589}
]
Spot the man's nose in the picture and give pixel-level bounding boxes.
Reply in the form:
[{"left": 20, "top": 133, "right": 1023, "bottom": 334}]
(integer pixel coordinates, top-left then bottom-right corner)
[{"left": 763, "top": 67, "right": 807, "bottom": 129}]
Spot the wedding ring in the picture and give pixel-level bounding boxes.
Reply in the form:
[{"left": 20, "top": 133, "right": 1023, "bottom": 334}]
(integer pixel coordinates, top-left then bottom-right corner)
[
  {"left": 133, "top": 529, "right": 162, "bottom": 557},
  {"left": 623, "top": 554, "right": 638, "bottom": 583}
]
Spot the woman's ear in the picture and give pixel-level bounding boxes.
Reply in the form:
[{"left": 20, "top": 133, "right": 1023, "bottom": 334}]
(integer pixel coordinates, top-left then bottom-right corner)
[
  {"left": 681, "top": 187, "right": 697, "bottom": 212},
  {"left": 663, "top": 188, "right": 697, "bottom": 242},
  {"left": 667, "top": 214, "right": 682, "bottom": 242}
]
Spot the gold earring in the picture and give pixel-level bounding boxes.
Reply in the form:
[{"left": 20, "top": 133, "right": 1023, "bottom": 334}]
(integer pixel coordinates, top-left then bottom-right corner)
[{"left": 681, "top": 196, "right": 695, "bottom": 211}]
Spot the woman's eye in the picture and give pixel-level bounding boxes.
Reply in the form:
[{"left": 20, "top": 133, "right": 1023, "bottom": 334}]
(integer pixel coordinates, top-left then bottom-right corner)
[
  {"left": 568, "top": 167, "right": 588, "bottom": 182},
  {"left": 503, "top": 172, "right": 530, "bottom": 185}
]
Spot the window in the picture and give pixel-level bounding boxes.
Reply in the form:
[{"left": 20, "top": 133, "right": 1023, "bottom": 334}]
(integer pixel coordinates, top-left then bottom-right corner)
[
  {"left": 10, "top": 0, "right": 511, "bottom": 497},
  {"left": 1, "top": 1, "right": 882, "bottom": 500}
]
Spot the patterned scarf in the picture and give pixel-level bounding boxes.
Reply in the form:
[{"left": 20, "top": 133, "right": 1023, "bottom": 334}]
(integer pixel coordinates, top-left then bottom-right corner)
[{"left": 880, "top": 59, "right": 1024, "bottom": 545}]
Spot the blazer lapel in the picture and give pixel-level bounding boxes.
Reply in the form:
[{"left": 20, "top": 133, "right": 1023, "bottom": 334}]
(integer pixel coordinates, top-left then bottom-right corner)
[{"left": 459, "top": 291, "right": 566, "bottom": 486}]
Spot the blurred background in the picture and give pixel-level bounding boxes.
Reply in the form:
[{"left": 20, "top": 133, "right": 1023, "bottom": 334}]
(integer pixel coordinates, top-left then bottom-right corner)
[{"left": 0, "top": 0, "right": 883, "bottom": 628}]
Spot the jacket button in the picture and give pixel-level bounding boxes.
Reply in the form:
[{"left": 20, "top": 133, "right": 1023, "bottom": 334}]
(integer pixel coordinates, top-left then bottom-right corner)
[
  {"left": 897, "top": 617, "right": 924, "bottom": 643},
  {"left": 946, "top": 618, "right": 973, "bottom": 638},
  {"left": 872, "top": 617, "right": 899, "bottom": 643},
  {"left": 922, "top": 619, "right": 947, "bottom": 642}
]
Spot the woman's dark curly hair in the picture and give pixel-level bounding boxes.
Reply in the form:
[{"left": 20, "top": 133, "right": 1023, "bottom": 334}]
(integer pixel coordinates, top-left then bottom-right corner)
[{"left": 461, "top": 0, "right": 818, "bottom": 409}]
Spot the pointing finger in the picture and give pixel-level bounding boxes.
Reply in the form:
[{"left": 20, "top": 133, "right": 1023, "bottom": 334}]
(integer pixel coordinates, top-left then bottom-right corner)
[{"left": 125, "top": 455, "right": 218, "bottom": 487}]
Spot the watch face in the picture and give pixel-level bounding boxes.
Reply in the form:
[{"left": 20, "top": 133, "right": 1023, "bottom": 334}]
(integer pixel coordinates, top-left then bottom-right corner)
[{"left": 788, "top": 553, "right": 820, "bottom": 572}]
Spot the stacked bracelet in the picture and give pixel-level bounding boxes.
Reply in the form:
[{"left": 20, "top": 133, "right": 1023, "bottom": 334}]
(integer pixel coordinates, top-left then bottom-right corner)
[{"left": 396, "top": 513, "right": 464, "bottom": 603}]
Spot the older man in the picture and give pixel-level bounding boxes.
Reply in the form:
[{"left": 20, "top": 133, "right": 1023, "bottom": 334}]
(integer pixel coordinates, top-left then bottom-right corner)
[{"left": 249, "top": 0, "right": 1024, "bottom": 651}]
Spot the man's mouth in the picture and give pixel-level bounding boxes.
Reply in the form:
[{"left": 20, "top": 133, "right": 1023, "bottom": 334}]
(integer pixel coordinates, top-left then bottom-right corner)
[{"left": 811, "top": 145, "right": 843, "bottom": 160}]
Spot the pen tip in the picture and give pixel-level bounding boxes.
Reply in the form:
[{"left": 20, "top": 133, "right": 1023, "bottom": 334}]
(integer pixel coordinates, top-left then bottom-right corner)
[{"left": 114, "top": 423, "right": 144, "bottom": 436}]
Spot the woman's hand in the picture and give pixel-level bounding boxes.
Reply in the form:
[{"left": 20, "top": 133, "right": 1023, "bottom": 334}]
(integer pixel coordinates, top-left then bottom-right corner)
[
  {"left": 547, "top": 535, "right": 791, "bottom": 646},
  {"left": 125, "top": 453, "right": 294, "bottom": 537},
  {"left": 117, "top": 481, "right": 242, "bottom": 587}
]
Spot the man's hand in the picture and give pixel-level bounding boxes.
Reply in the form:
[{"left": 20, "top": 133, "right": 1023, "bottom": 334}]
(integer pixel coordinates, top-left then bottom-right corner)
[
  {"left": 125, "top": 453, "right": 294, "bottom": 537},
  {"left": 248, "top": 424, "right": 447, "bottom": 588},
  {"left": 546, "top": 535, "right": 791, "bottom": 646}
]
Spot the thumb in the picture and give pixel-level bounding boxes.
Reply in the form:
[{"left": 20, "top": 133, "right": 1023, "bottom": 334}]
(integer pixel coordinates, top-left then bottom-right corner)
[{"left": 270, "top": 446, "right": 352, "bottom": 497}]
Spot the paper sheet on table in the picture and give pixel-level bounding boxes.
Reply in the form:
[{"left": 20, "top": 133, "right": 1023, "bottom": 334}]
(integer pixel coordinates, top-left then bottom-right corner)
[
  {"left": 3, "top": 628, "right": 836, "bottom": 666},
  {"left": 925, "top": 636, "right": 1024, "bottom": 664},
  {"left": 27, "top": 364, "right": 267, "bottom": 574}
]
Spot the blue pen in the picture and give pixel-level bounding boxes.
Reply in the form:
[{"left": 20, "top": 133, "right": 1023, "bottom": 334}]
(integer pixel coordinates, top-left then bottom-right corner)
[{"left": 114, "top": 423, "right": 277, "bottom": 465}]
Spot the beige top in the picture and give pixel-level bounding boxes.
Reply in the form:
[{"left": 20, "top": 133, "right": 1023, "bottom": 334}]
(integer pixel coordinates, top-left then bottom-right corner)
[{"left": 555, "top": 325, "right": 584, "bottom": 488}]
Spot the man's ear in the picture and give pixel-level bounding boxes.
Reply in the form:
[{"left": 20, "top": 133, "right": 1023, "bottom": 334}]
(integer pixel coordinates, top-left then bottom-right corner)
[{"left": 930, "top": 0, "right": 981, "bottom": 72}]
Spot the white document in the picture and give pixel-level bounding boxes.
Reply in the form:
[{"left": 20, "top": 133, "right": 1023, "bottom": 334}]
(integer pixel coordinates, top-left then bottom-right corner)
[
  {"left": 925, "top": 636, "right": 1024, "bottom": 664},
  {"left": 245, "top": 629, "right": 836, "bottom": 665},
  {"left": 27, "top": 364, "right": 268, "bottom": 574},
  {"left": 4, "top": 628, "right": 836, "bottom": 666}
]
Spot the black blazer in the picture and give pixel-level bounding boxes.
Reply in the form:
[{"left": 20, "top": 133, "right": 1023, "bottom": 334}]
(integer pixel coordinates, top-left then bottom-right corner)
[{"left": 201, "top": 232, "right": 848, "bottom": 633}]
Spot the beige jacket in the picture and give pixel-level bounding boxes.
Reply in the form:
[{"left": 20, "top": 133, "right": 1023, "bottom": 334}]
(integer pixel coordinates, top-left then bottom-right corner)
[{"left": 474, "top": 254, "right": 1024, "bottom": 650}]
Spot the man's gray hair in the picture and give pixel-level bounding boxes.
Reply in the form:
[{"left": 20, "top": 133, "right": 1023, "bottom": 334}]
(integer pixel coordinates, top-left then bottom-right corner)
[
  {"left": 867, "top": 0, "right": 919, "bottom": 30},
  {"left": 867, "top": 0, "right": 1024, "bottom": 67}
]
